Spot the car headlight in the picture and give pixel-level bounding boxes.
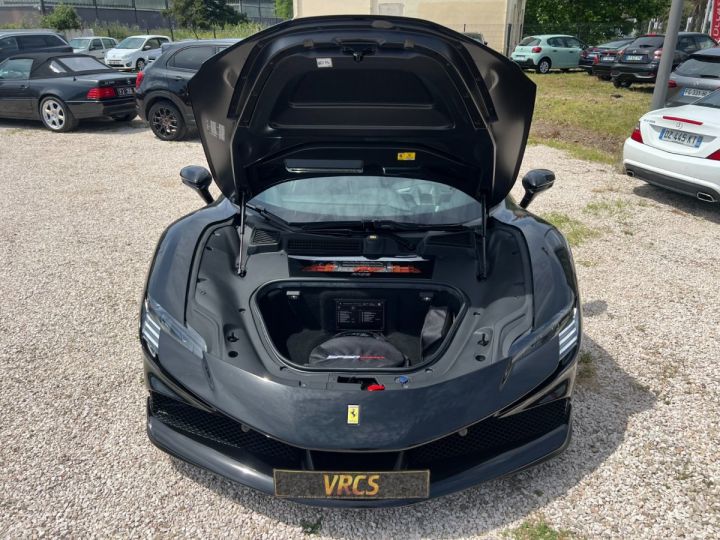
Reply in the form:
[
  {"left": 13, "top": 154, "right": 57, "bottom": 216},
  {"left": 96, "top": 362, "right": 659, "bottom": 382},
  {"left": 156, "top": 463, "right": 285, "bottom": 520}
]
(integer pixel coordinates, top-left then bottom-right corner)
[
  {"left": 141, "top": 297, "right": 207, "bottom": 359},
  {"left": 558, "top": 307, "right": 579, "bottom": 360}
]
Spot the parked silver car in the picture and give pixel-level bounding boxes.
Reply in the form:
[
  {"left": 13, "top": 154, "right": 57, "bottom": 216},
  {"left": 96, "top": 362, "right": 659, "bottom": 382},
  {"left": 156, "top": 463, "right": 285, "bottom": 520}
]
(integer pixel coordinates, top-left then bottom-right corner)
[
  {"left": 667, "top": 48, "right": 720, "bottom": 107},
  {"left": 69, "top": 36, "right": 117, "bottom": 61}
]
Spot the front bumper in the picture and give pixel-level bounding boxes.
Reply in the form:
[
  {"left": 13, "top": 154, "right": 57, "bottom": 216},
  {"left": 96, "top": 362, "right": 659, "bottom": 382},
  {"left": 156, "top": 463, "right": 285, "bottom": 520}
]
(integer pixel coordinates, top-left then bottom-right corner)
[
  {"left": 623, "top": 138, "right": 720, "bottom": 202},
  {"left": 144, "top": 344, "right": 577, "bottom": 506},
  {"left": 106, "top": 58, "right": 134, "bottom": 70},
  {"left": 611, "top": 63, "right": 659, "bottom": 83},
  {"left": 67, "top": 98, "right": 137, "bottom": 119}
]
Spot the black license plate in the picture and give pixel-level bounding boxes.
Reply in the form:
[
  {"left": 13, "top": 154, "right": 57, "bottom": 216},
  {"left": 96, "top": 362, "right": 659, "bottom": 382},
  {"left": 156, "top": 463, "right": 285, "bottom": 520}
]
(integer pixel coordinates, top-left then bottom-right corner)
[
  {"left": 274, "top": 470, "right": 430, "bottom": 500},
  {"left": 117, "top": 86, "right": 135, "bottom": 96}
]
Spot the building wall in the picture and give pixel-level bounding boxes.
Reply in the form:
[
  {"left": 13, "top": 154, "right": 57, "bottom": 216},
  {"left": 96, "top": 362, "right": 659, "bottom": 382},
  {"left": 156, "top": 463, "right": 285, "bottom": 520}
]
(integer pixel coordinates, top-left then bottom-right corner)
[{"left": 292, "top": 0, "right": 527, "bottom": 53}]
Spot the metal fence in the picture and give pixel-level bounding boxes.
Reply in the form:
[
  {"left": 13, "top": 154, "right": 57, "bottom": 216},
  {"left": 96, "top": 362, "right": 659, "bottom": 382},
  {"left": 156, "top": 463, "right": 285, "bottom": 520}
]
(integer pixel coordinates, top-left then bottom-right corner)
[{"left": 0, "top": 0, "right": 280, "bottom": 24}]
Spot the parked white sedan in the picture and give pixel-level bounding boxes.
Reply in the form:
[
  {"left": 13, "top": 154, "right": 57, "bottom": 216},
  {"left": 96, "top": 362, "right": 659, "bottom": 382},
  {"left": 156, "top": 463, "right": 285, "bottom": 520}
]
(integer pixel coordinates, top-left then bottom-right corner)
[{"left": 624, "top": 90, "right": 720, "bottom": 203}]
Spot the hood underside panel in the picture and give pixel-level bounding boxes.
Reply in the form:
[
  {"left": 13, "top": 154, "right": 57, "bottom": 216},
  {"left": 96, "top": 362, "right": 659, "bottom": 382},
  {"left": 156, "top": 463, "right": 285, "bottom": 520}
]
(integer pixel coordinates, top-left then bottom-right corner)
[{"left": 189, "top": 16, "right": 536, "bottom": 207}]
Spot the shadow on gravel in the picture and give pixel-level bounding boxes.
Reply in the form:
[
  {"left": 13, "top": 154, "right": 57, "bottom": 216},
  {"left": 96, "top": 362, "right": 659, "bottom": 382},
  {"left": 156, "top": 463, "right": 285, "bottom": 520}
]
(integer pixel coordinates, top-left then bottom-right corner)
[
  {"left": 0, "top": 117, "right": 147, "bottom": 135},
  {"left": 170, "top": 334, "right": 655, "bottom": 537},
  {"left": 633, "top": 183, "right": 720, "bottom": 225}
]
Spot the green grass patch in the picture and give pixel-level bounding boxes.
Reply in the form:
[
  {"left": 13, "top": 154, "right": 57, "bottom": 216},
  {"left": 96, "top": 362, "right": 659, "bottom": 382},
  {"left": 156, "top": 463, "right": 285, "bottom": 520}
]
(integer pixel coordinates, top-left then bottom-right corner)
[
  {"left": 584, "top": 199, "right": 632, "bottom": 217},
  {"left": 300, "top": 517, "right": 322, "bottom": 535},
  {"left": 577, "top": 350, "right": 597, "bottom": 384},
  {"left": 528, "top": 72, "right": 651, "bottom": 162},
  {"left": 542, "top": 212, "right": 599, "bottom": 247},
  {"left": 505, "top": 518, "right": 574, "bottom": 540},
  {"left": 528, "top": 137, "right": 617, "bottom": 165}
]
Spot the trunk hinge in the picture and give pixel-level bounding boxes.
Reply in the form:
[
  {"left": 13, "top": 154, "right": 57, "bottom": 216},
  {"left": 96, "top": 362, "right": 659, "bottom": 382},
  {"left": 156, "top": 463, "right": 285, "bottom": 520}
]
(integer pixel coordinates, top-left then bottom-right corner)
[
  {"left": 235, "top": 192, "right": 248, "bottom": 277},
  {"left": 475, "top": 194, "right": 488, "bottom": 280}
]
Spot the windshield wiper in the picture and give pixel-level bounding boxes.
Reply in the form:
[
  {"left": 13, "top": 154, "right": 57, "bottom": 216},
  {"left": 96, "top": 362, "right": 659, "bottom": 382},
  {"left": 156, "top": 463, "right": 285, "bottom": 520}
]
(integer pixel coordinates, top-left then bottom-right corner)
[{"left": 246, "top": 203, "right": 293, "bottom": 230}]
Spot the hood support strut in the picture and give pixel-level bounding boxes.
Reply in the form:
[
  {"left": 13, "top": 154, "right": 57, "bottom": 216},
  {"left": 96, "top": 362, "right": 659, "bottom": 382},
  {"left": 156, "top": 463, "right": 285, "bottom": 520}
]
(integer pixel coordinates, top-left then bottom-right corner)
[
  {"left": 475, "top": 194, "right": 488, "bottom": 280},
  {"left": 236, "top": 192, "right": 248, "bottom": 277}
]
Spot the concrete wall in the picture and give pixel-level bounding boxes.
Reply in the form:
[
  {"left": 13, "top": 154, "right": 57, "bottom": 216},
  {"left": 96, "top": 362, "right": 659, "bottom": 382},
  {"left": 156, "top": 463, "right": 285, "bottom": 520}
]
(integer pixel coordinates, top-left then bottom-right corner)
[{"left": 292, "top": 0, "right": 527, "bottom": 53}]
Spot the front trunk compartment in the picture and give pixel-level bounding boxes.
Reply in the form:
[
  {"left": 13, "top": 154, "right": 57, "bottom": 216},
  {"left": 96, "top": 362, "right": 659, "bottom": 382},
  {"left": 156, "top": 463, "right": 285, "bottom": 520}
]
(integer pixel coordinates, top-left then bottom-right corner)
[{"left": 255, "top": 282, "right": 465, "bottom": 370}]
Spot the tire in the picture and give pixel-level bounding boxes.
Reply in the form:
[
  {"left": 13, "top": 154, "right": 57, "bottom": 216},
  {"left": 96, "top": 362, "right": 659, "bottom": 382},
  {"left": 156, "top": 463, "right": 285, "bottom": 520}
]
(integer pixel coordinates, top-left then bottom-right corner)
[
  {"left": 148, "top": 101, "right": 187, "bottom": 141},
  {"left": 113, "top": 113, "right": 136, "bottom": 122},
  {"left": 39, "top": 96, "right": 78, "bottom": 132},
  {"left": 536, "top": 58, "right": 551, "bottom": 74},
  {"left": 613, "top": 79, "right": 631, "bottom": 88},
  {"left": 136, "top": 58, "right": 146, "bottom": 71}
]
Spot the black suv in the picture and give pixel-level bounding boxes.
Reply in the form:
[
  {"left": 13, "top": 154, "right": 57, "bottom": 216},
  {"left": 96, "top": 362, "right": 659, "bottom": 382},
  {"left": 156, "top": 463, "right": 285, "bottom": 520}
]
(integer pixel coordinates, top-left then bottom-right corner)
[
  {"left": 135, "top": 39, "right": 240, "bottom": 141},
  {"left": 611, "top": 32, "right": 716, "bottom": 88},
  {"left": 0, "top": 30, "right": 72, "bottom": 62}
]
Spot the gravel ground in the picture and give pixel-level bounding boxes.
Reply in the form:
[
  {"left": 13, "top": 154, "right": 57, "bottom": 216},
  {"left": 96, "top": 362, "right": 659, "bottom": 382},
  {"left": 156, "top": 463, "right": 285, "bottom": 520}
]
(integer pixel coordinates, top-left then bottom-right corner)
[{"left": 1, "top": 118, "right": 719, "bottom": 539}]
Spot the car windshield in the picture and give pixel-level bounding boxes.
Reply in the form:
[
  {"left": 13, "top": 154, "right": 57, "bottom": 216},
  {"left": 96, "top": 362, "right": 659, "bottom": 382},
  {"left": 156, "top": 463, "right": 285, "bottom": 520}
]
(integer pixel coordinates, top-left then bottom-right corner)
[
  {"left": 519, "top": 37, "right": 540, "bottom": 46},
  {"left": 695, "top": 89, "right": 720, "bottom": 109},
  {"left": 630, "top": 36, "right": 664, "bottom": 48},
  {"left": 249, "top": 177, "right": 483, "bottom": 225},
  {"left": 675, "top": 57, "right": 720, "bottom": 78},
  {"left": 57, "top": 56, "right": 110, "bottom": 72},
  {"left": 116, "top": 37, "right": 144, "bottom": 49},
  {"left": 69, "top": 38, "right": 91, "bottom": 48}
]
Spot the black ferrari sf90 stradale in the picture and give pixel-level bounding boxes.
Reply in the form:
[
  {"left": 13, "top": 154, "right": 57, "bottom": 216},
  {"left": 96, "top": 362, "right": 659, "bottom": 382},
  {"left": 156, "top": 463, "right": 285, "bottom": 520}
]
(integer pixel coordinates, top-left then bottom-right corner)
[{"left": 140, "top": 16, "right": 581, "bottom": 507}]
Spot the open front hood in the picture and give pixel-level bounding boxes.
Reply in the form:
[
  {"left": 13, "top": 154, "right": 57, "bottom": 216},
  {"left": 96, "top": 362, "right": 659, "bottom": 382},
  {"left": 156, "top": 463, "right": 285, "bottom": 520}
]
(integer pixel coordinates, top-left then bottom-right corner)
[{"left": 189, "top": 16, "right": 536, "bottom": 207}]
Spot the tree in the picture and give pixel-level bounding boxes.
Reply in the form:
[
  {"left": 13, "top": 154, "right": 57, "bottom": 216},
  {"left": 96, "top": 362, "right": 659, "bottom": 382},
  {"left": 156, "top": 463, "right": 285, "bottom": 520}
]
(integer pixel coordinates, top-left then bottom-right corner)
[
  {"left": 275, "top": 0, "right": 293, "bottom": 19},
  {"left": 41, "top": 4, "right": 81, "bottom": 32},
  {"left": 524, "top": 0, "right": 670, "bottom": 44},
  {"left": 166, "top": 0, "right": 246, "bottom": 38}
]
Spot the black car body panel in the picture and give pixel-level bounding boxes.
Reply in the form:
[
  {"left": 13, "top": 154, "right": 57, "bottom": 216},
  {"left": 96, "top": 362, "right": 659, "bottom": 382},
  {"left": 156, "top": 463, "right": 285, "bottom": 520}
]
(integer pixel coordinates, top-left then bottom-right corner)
[
  {"left": 611, "top": 33, "right": 717, "bottom": 85},
  {"left": 0, "top": 53, "right": 136, "bottom": 122},
  {"left": 0, "top": 31, "right": 72, "bottom": 62},
  {"left": 136, "top": 39, "right": 241, "bottom": 128},
  {"left": 140, "top": 16, "right": 580, "bottom": 506},
  {"left": 188, "top": 16, "right": 535, "bottom": 207}
]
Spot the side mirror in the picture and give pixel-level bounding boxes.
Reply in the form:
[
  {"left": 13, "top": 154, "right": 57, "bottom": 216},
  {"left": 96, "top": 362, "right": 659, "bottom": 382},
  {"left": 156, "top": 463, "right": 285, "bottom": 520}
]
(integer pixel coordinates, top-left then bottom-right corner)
[
  {"left": 143, "top": 45, "right": 152, "bottom": 51},
  {"left": 519, "top": 169, "right": 555, "bottom": 209},
  {"left": 180, "top": 165, "right": 214, "bottom": 204}
]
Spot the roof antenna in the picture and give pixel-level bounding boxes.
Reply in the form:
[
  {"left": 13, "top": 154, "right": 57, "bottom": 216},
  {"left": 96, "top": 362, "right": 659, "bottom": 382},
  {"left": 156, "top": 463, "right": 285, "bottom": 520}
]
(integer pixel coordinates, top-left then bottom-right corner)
[{"left": 236, "top": 192, "right": 247, "bottom": 277}]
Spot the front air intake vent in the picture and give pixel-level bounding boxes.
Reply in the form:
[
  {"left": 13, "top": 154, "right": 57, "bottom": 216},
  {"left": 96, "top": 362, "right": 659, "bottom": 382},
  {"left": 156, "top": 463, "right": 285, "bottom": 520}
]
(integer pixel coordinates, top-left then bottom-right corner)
[
  {"left": 251, "top": 229, "right": 280, "bottom": 245},
  {"left": 287, "top": 237, "right": 363, "bottom": 255}
]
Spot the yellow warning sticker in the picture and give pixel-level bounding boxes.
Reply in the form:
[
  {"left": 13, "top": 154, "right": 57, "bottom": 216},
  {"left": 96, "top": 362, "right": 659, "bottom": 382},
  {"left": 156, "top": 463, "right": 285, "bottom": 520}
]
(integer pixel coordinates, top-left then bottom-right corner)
[
  {"left": 397, "top": 152, "right": 416, "bottom": 161},
  {"left": 347, "top": 405, "right": 360, "bottom": 425}
]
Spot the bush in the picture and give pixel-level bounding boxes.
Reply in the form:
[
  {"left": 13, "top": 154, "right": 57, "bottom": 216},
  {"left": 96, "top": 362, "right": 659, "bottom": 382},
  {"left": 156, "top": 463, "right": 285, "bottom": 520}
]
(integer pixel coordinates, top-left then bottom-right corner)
[{"left": 41, "top": 4, "right": 81, "bottom": 32}]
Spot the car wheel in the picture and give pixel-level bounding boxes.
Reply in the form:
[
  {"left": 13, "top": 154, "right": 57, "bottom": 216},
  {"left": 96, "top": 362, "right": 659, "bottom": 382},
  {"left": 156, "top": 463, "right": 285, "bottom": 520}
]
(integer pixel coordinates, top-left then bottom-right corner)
[
  {"left": 536, "top": 58, "right": 551, "bottom": 74},
  {"left": 113, "top": 113, "right": 136, "bottom": 122},
  {"left": 39, "top": 96, "right": 78, "bottom": 132},
  {"left": 149, "top": 101, "right": 187, "bottom": 141},
  {"left": 613, "top": 79, "right": 631, "bottom": 88},
  {"left": 136, "top": 59, "right": 146, "bottom": 71}
]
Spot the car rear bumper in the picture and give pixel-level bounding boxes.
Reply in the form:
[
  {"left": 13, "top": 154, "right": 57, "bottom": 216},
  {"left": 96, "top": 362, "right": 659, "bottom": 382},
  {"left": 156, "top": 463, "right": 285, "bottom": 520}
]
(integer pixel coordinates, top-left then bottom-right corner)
[
  {"left": 67, "top": 99, "right": 137, "bottom": 119},
  {"left": 592, "top": 64, "right": 613, "bottom": 77},
  {"left": 623, "top": 139, "right": 720, "bottom": 202},
  {"left": 611, "top": 63, "right": 658, "bottom": 82},
  {"left": 512, "top": 57, "right": 538, "bottom": 68}
]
